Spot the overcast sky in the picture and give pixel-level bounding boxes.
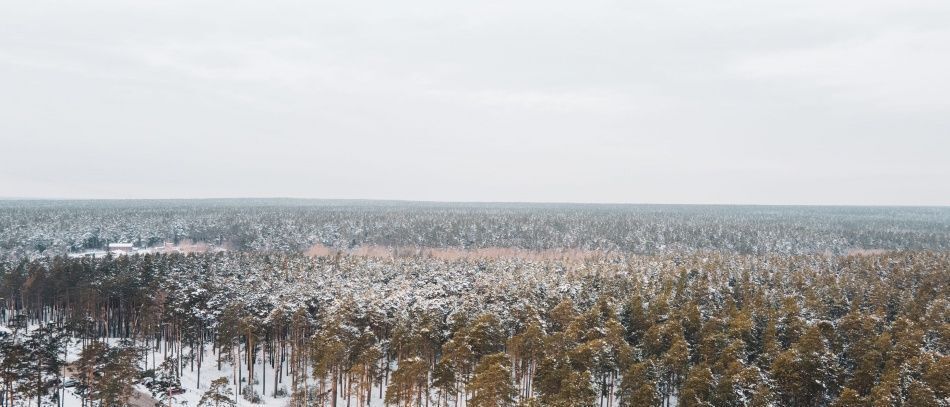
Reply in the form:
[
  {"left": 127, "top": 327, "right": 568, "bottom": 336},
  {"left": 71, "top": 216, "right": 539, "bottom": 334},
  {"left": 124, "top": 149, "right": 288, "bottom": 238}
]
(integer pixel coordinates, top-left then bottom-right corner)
[{"left": 1, "top": 0, "right": 948, "bottom": 205}]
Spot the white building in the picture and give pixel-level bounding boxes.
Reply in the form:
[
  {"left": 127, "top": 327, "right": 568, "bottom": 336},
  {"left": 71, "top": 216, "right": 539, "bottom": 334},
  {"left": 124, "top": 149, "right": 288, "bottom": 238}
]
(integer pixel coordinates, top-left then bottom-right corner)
[{"left": 108, "top": 243, "right": 135, "bottom": 254}]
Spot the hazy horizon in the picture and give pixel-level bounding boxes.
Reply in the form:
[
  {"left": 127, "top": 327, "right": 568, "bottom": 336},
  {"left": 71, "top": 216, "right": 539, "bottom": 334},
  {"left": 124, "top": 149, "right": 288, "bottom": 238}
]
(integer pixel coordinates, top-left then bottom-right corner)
[
  {"left": 2, "top": 0, "right": 948, "bottom": 206},
  {"left": 2, "top": 196, "right": 949, "bottom": 208}
]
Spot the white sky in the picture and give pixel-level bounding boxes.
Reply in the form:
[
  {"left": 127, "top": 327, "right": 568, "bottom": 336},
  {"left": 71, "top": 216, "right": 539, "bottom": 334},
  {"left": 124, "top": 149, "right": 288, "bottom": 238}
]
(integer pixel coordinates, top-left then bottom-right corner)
[{"left": 1, "top": 0, "right": 948, "bottom": 205}]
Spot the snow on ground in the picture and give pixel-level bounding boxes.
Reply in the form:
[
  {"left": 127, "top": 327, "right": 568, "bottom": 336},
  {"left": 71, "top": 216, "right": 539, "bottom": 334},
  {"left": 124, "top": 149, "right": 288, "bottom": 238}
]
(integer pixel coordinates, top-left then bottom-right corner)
[{"left": 62, "top": 338, "right": 389, "bottom": 407}]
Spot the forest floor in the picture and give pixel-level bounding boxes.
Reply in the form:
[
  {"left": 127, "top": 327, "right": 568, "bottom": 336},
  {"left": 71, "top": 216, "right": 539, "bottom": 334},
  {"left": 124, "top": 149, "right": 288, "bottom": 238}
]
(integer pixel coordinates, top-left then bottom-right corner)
[{"left": 60, "top": 338, "right": 390, "bottom": 407}]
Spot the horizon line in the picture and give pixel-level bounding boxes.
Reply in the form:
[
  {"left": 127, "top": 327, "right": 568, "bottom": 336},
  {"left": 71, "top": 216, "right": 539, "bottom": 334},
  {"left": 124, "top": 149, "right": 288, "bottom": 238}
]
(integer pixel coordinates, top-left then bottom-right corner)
[{"left": 0, "top": 196, "right": 947, "bottom": 208}]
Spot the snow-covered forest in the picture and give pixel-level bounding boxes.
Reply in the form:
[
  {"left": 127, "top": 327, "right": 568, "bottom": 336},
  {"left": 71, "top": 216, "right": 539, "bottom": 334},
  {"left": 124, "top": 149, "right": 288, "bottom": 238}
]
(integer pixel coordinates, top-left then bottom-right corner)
[
  {"left": 0, "top": 201, "right": 948, "bottom": 406},
  {"left": 2, "top": 200, "right": 949, "bottom": 259}
]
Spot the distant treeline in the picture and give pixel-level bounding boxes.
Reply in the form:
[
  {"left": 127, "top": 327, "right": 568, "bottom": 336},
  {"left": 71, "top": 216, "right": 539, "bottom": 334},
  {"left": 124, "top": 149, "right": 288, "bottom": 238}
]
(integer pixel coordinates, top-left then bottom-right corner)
[{"left": 1, "top": 200, "right": 949, "bottom": 259}]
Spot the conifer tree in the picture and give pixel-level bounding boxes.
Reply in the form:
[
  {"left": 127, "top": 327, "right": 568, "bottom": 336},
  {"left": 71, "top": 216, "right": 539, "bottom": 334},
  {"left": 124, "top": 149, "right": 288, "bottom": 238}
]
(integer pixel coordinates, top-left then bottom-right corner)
[
  {"left": 100, "top": 341, "right": 142, "bottom": 407},
  {"left": 617, "top": 361, "right": 658, "bottom": 407},
  {"left": 830, "top": 388, "right": 864, "bottom": 407},
  {"left": 199, "top": 377, "right": 237, "bottom": 407},
  {"left": 508, "top": 322, "right": 544, "bottom": 401},
  {"left": 620, "top": 293, "right": 651, "bottom": 345},
  {"left": 151, "top": 357, "right": 182, "bottom": 404},
  {"left": 552, "top": 370, "right": 595, "bottom": 407},
  {"left": 467, "top": 314, "right": 506, "bottom": 360},
  {"left": 21, "top": 324, "right": 68, "bottom": 407},
  {"left": 772, "top": 326, "right": 838, "bottom": 406},
  {"left": 679, "top": 364, "right": 714, "bottom": 407},
  {"left": 0, "top": 332, "right": 27, "bottom": 407},
  {"left": 467, "top": 353, "right": 516, "bottom": 407},
  {"left": 923, "top": 355, "right": 948, "bottom": 400},
  {"left": 75, "top": 340, "right": 108, "bottom": 405},
  {"left": 905, "top": 380, "right": 939, "bottom": 407},
  {"left": 432, "top": 359, "right": 457, "bottom": 406},
  {"left": 549, "top": 300, "right": 578, "bottom": 334},
  {"left": 385, "top": 357, "right": 429, "bottom": 407}
]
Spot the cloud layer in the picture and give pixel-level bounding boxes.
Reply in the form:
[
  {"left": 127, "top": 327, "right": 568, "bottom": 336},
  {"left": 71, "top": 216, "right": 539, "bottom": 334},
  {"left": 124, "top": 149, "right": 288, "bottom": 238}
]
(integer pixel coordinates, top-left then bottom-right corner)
[{"left": 1, "top": 0, "right": 948, "bottom": 205}]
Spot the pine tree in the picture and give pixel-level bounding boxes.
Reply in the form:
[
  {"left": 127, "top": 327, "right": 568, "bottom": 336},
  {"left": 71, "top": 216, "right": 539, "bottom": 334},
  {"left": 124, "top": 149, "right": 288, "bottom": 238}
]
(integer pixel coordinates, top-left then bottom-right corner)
[
  {"left": 467, "top": 353, "right": 516, "bottom": 407},
  {"left": 533, "top": 346, "right": 570, "bottom": 406},
  {"left": 441, "top": 335, "right": 475, "bottom": 404},
  {"left": 847, "top": 346, "right": 883, "bottom": 396},
  {"left": 682, "top": 301, "right": 703, "bottom": 346},
  {"left": 923, "top": 355, "right": 948, "bottom": 400},
  {"left": 772, "top": 326, "right": 838, "bottom": 406},
  {"left": 0, "top": 332, "right": 27, "bottom": 407},
  {"left": 552, "top": 370, "right": 595, "bottom": 407},
  {"left": 21, "top": 324, "right": 68, "bottom": 407},
  {"left": 679, "top": 364, "right": 714, "bottom": 407},
  {"left": 660, "top": 331, "right": 689, "bottom": 403},
  {"left": 617, "top": 361, "right": 658, "bottom": 407},
  {"left": 777, "top": 297, "right": 804, "bottom": 348},
  {"left": 385, "top": 357, "right": 429, "bottom": 407},
  {"left": 467, "top": 314, "right": 507, "bottom": 360},
  {"left": 620, "top": 293, "right": 651, "bottom": 345},
  {"left": 151, "top": 357, "right": 182, "bottom": 404},
  {"left": 868, "top": 368, "right": 900, "bottom": 407},
  {"left": 508, "top": 322, "right": 544, "bottom": 401},
  {"left": 749, "top": 382, "right": 773, "bottom": 406},
  {"left": 830, "top": 388, "right": 864, "bottom": 407},
  {"left": 904, "top": 380, "right": 939, "bottom": 407},
  {"left": 432, "top": 359, "right": 457, "bottom": 406},
  {"left": 549, "top": 300, "right": 578, "bottom": 334},
  {"left": 756, "top": 313, "right": 780, "bottom": 371},
  {"left": 99, "top": 340, "right": 142, "bottom": 407},
  {"left": 199, "top": 377, "right": 237, "bottom": 407},
  {"left": 75, "top": 340, "right": 108, "bottom": 405}
]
